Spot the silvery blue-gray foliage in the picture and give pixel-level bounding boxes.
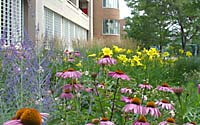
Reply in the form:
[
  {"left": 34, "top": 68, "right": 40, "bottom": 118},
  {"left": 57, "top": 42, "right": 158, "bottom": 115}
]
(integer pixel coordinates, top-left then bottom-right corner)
[{"left": 0, "top": 34, "right": 55, "bottom": 123}]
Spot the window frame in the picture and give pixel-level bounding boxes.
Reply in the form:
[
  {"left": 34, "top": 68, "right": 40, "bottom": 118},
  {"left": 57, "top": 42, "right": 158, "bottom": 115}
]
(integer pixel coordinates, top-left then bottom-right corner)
[
  {"left": 102, "top": 0, "right": 119, "bottom": 9},
  {"left": 102, "top": 19, "right": 120, "bottom": 35}
]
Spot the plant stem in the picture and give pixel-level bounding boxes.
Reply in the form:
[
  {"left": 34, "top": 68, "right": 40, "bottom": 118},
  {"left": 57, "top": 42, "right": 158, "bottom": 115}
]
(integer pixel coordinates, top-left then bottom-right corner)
[
  {"left": 177, "top": 96, "right": 183, "bottom": 123},
  {"left": 110, "top": 78, "right": 120, "bottom": 121},
  {"left": 20, "top": 59, "right": 23, "bottom": 108},
  {"left": 93, "top": 80, "right": 105, "bottom": 117},
  {"left": 123, "top": 114, "right": 127, "bottom": 125}
]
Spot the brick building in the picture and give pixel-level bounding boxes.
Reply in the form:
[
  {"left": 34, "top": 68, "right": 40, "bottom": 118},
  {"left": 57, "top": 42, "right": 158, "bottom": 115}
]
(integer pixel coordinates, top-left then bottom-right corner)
[{"left": 93, "top": 0, "right": 120, "bottom": 42}]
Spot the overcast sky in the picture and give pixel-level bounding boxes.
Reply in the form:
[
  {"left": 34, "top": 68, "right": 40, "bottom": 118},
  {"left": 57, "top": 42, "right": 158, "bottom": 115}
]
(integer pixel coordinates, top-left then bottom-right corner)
[{"left": 120, "top": 0, "right": 132, "bottom": 19}]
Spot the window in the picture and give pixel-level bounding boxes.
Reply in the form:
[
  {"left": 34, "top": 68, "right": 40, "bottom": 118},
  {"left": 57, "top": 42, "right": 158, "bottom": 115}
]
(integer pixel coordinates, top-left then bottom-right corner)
[
  {"left": 103, "top": 19, "right": 120, "bottom": 35},
  {"left": 103, "top": 0, "right": 119, "bottom": 9},
  {"left": 44, "top": 7, "right": 87, "bottom": 48},
  {"left": 0, "top": 0, "right": 23, "bottom": 45}
]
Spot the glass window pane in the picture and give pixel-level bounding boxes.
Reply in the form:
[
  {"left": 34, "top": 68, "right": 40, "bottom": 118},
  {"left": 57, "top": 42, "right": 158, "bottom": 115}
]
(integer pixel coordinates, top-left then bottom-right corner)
[{"left": 103, "top": 19, "right": 119, "bottom": 35}]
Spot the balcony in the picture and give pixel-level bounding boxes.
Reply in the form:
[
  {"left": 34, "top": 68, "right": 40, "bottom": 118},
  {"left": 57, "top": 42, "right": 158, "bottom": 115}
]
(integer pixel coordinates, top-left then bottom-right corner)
[{"left": 44, "top": 0, "right": 89, "bottom": 30}]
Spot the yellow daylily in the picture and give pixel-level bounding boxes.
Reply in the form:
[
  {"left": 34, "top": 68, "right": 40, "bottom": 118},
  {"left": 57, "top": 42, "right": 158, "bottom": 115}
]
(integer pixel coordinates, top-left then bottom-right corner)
[
  {"left": 113, "top": 45, "right": 125, "bottom": 53},
  {"left": 179, "top": 49, "right": 184, "bottom": 54},
  {"left": 126, "top": 49, "right": 133, "bottom": 54},
  {"left": 88, "top": 54, "right": 96, "bottom": 57},
  {"left": 185, "top": 51, "right": 192, "bottom": 57},
  {"left": 130, "top": 55, "right": 143, "bottom": 66},
  {"left": 102, "top": 47, "right": 113, "bottom": 56},
  {"left": 136, "top": 51, "right": 142, "bottom": 57},
  {"left": 76, "top": 61, "right": 82, "bottom": 67},
  {"left": 117, "top": 54, "right": 128, "bottom": 63},
  {"left": 162, "top": 52, "right": 170, "bottom": 57}
]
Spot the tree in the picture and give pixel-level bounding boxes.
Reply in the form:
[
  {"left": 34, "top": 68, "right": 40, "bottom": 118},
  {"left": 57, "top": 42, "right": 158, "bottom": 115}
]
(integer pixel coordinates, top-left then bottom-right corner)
[{"left": 125, "top": 0, "right": 200, "bottom": 51}]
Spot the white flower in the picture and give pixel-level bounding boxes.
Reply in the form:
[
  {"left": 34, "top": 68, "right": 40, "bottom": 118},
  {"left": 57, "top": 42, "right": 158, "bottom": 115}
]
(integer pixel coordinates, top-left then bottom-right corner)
[
  {"left": 170, "top": 110, "right": 175, "bottom": 117},
  {"left": 37, "top": 66, "right": 44, "bottom": 73}
]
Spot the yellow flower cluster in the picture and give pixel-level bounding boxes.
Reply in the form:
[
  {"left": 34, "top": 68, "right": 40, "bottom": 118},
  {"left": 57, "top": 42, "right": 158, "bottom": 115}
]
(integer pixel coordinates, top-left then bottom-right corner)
[
  {"left": 185, "top": 51, "right": 192, "bottom": 57},
  {"left": 102, "top": 47, "right": 113, "bottom": 57},
  {"left": 87, "top": 45, "right": 181, "bottom": 69}
]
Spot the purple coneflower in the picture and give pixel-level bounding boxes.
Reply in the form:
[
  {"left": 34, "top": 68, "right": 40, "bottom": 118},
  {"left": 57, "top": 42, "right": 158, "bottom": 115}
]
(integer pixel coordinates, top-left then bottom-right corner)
[
  {"left": 123, "top": 97, "right": 145, "bottom": 115},
  {"left": 155, "top": 99, "right": 174, "bottom": 110},
  {"left": 159, "top": 117, "right": 176, "bottom": 125},
  {"left": 85, "top": 118, "right": 100, "bottom": 125},
  {"left": 120, "top": 88, "right": 132, "bottom": 94},
  {"left": 56, "top": 68, "right": 82, "bottom": 79},
  {"left": 62, "top": 83, "right": 83, "bottom": 92},
  {"left": 108, "top": 70, "right": 130, "bottom": 80},
  {"left": 84, "top": 88, "right": 93, "bottom": 93},
  {"left": 100, "top": 117, "right": 115, "bottom": 125},
  {"left": 133, "top": 115, "right": 150, "bottom": 125},
  {"left": 121, "top": 96, "right": 132, "bottom": 103},
  {"left": 145, "top": 101, "right": 161, "bottom": 118},
  {"left": 172, "top": 87, "right": 184, "bottom": 96},
  {"left": 67, "top": 57, "right": 75, "bottom": 62},
  {"left": 157, "top": 83, "right": 173, "bottom": 93},
  {"left": 3, "top": 108, "right": 48, "bottom": 125},
  {"left": 74, "top": 51, "right": 81, "bottom": 57},
  {"left": 138, "top": 83, "right": 153, "bottom": 90},
  {"left": 98, "top": 55, "right": 116, "bottom": 65},
  {"left": 97, "top": 83, "right": 105, "bottom": 89},
  {"left": 60, "top": 89, "right": 74, "bottom": 100},
  {"left": 198, "top": 84, "right": 200, "bottom": 94}
]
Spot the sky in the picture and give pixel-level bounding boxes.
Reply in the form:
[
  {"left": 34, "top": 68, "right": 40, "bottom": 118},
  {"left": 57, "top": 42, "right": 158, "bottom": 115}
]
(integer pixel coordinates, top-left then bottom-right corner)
[{"left": 120, "top": 0, "right": 132, "bottom": 19}]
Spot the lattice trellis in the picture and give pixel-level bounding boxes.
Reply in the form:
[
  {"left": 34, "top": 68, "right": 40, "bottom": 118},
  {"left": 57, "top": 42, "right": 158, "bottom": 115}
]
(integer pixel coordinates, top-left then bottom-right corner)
[{"left": 0, "top": 0, "right": 23, "bottom": 45}]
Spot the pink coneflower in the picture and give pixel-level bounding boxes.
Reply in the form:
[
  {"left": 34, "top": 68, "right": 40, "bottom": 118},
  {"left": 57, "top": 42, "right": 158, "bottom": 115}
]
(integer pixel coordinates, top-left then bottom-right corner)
[
  {"left": 85, "top": 118, "right": 100, "bottom": 125},
  {"left": 123, "top": 97, "right": 145, "bottom": 115},
  {"left": 3, "top": 108, "right": 48, "bottom": 125},
  {"left": 159, "top": 117, "right": 176, "bottom": 125},
  {"left": 198, "top": 84, "right": 200, "bottom": 94},
  {"left": 64, "top": 49, "right": 72, "bottom": 55},
  {"left": 97, "top": 83, "right": 105, "bottom": 89},
  {"left": 120, "top": 88, "right": 133, "bottom": 94},
  {"left": 138, "top": 83, "right": 153, "bottom": 90},
  {"left": 133, "top": 115, "right": 150, "bottom": 125},
  {"left": 84, "top": 88, "right": 93, "bottom": 93},
  {"left": 67, "top": 58, "right": 75, "bottom": 62},
  {"left": 100, "top": 117, "right": 115, "bottom": 125},
  {"left": 121, "top": 96, "right": 132, "bottom": 103},
  {"left": 155, "top": 99, "right": 174, "bottom": 110},
  {"left": 56, "top": 68, "right": 82, "bottom": 79},
  {"left": 74, "top": 51, "right": 81, "bottom": 57},
  {"left": 98, "top": 55, "right": 116, "bottom": 65},
  {"left": 156, "top": 83, "right": 173, "bottom": 93},
  {"left": 62, "top": 83, "right": 83, "bottom": 92},
  {"left": 145, "top": 101, "right": 161, "bottom": 118},
  {"left": 108, "top": 70, "right": 130, "bottom": 80},
  {"left": 172, "top": 86, "right": 184, "bottom": 96},
  {"left": 60, "top": 89, "right": 74, "bottom": 100}
]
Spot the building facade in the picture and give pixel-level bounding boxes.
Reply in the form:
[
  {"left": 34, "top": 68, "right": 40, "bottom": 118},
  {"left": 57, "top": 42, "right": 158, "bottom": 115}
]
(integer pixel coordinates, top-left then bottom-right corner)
[
  {"left": 93, "top": 0, "right": 120, "bottom": 42},
  {"left": 0, "top": 0, "right": 93, "bottom": 49},
  {"left": 0, "top": 0, "right": 121, "bottom": 49}
]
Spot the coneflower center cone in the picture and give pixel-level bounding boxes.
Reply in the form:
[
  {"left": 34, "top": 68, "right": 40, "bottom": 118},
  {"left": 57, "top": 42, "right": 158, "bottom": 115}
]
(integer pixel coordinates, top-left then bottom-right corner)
[
  {"left": 115, "top": 70, "right": 124, "bottom": 75},
  {"left": 146, "top": 101, "right": 156, "bottom": 108},
  {"left": 64, "top": 89, "right": 71, "bottom": 93},
  {"left": 162, "top": 83, "right": 170, "bottom": 87},
  {"left": 166, "top": 118, "right": 175, "bottom": 123},
  {"left": 138, "top": 115, "right": 147, "bottom": 122},
  {"left": 101, "top": 117, "right": 108, "bottom": 121},
  {"left": 131, "top": 97, "right": 141, "bottom": 105},
  {"left": 161, "top": 99, "right": 169, "bottom": 103}
]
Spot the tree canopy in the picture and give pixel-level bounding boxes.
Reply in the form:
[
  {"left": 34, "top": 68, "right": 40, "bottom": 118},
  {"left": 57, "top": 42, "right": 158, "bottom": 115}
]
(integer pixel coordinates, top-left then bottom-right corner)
[{"left": 124, "top": 0, "right": 200, "bottom": 51}]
